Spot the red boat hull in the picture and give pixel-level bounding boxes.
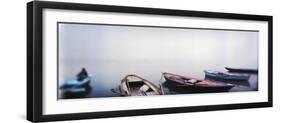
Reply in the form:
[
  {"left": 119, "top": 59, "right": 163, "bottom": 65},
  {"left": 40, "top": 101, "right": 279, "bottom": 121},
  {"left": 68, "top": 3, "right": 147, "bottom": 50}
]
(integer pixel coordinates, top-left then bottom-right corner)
[{"left": 163, "top": 72, "right": 234, "bottom": 93}]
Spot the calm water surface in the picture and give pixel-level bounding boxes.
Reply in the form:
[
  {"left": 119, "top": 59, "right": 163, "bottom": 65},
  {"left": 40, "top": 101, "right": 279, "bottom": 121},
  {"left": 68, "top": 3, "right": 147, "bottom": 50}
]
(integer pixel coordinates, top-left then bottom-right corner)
[{"left": 59, "top": 61, "right": 258, "bottom": 99}]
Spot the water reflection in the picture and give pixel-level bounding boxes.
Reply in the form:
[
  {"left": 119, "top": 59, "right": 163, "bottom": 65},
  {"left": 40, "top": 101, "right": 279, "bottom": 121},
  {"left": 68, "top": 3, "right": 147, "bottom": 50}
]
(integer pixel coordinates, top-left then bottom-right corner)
[{"left": 61, "top": 86, "right": 92, "bottom": 99}]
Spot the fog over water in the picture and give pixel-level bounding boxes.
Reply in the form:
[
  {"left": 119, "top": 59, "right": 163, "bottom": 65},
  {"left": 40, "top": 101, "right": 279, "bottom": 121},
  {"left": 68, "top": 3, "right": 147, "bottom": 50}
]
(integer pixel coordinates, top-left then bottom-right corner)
[{"left": 58, "top": 23, "right": 258, "bottom": 99}]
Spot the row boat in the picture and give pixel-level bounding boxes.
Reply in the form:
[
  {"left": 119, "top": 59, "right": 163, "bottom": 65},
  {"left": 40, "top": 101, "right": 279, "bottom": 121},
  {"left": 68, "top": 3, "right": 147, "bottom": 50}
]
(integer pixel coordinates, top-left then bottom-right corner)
[
  {"left": 163, "top": 72, "right": 234, "bottom": 92},
  {"left": 120, "top": 74, "right": 163, "bottom": 96},
  {"left": 60, "top": 68, "right": 91, "bottom": 93},
  {"left": 60, "top": 76, "right": 92, "bottom": 93},
  {"left": 204, "top": 70, "right": 250, "bottom": 81}
]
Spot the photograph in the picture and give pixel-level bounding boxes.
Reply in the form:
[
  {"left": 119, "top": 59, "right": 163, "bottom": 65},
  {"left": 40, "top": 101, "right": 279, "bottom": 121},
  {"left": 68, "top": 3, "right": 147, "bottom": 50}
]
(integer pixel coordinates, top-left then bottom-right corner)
[
  {"left": 58, "top": 22, "right": 259, "bottom": 99},
  {"left": 26, "top": 1, "right": 273, "bottom": 122}
]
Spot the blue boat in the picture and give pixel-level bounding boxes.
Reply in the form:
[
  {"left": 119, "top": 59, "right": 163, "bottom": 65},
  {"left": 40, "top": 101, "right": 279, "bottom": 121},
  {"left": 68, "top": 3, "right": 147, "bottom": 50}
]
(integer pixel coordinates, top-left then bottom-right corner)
[
  {"left": 204, "top": 70, "right": 250, "bottom": 81},
  {"left": 60, "top": 68, "right": 92, "bottom": 93},
  {"left": 61, "top": 75, "right": 91, "bottom": 87},
  {"left": 60, "top": 76, "right": 92, "bottom": 93}
]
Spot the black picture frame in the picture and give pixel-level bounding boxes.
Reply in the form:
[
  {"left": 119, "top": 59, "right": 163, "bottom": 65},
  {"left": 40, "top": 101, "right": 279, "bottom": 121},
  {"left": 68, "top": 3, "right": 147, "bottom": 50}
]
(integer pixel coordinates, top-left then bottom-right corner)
[{"left": 27, "top": 1, "right": 273, "bottom": 122}]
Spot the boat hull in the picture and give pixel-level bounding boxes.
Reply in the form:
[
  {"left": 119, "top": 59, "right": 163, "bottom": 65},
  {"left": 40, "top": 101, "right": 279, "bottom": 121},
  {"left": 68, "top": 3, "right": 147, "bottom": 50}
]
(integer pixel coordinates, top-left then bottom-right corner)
[
  {"left": 163, "top": 72, "right": 234, "bottom": 93},
  {"left": 225, "top": 67, "right": 258, "bottom": 73},
  {"left": 204, "top": 70, "right": 249, "bottom": 81},
  {"left": 61, "top": 76, "right": 91, "bottom": 89},
  {"left": 164, "top": 77, "right": 233, "bottom": 92}
]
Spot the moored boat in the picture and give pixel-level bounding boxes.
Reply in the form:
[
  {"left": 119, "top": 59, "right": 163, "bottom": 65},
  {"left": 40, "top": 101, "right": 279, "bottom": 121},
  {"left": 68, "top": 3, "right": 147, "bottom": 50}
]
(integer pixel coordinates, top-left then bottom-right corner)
[
  {"left": 60, "top": 76, "right": 91, "bottom": 92},
  {"left": 120, "top": 74, "right": 163, "bottom": 96},
  {"left": 163, "top": 72, "right": 234, "bottom": 92},
  {"left": 60, "top": 68, "right": 92, "bottom": 93},
  {"left": 204, "top": 70, "right": 250, "bottom": 81},
  {"left": 225, "top": 67, "right": 258, "bottom": 73}
]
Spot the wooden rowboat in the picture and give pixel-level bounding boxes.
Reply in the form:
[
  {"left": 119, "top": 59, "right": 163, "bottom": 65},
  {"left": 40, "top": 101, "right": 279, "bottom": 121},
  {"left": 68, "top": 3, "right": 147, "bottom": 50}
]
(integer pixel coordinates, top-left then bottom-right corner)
[
  {"left": 120, "top": 74, "right": 163, "bottom": 96},
  {"left": 163, "top": 72, "right": 234, "bottom": 92},
  {"left": 204, "top": 70, "right": 250, "bottom": 81}
]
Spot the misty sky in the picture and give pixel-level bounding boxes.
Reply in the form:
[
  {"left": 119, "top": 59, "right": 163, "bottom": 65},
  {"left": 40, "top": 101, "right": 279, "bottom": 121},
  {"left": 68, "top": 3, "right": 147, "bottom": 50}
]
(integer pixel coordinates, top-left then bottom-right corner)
[{"left": 59, "top": 23, "right": 258, "bottom": 69}]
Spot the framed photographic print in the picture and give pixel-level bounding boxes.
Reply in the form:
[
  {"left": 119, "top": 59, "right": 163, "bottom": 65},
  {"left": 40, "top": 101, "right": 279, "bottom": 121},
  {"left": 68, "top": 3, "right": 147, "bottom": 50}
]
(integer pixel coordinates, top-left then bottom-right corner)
[{"left": 27, "top": 1, "right": 273, "bottom": 122}]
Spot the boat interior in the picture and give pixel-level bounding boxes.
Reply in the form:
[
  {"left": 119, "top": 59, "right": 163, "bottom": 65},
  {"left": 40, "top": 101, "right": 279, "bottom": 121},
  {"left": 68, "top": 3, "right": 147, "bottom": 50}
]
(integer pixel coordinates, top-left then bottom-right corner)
[
  {"left": 126, "top": 81, "right": 157, "bottom": 96},
  {"left": 169, "top": 75, "right": 201, "bottom": 84}
]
